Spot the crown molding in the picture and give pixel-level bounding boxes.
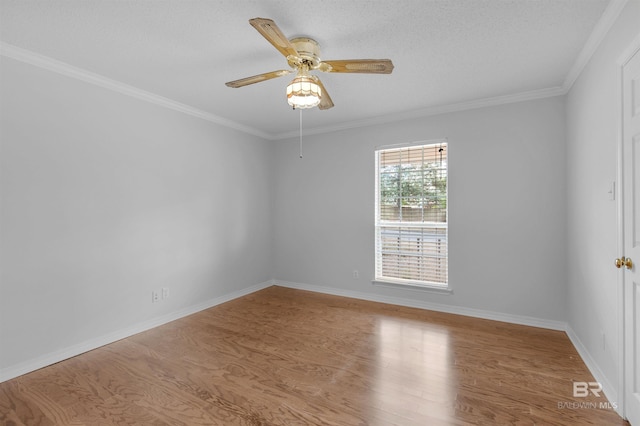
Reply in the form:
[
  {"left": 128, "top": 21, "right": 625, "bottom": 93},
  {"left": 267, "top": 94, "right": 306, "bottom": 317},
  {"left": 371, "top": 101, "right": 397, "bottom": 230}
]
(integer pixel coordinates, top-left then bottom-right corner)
[
  {"left": 276, "top": 0, "right": 627, "bottom": 141},
  {"left": 562, "top": 0, "right": 629, "bottom": 91},
  {"left": 0, "top": 42, "right": 272, "bottom": 140},
  {"left": 1, "top": 0, "right": 625, "bottom": 143},
  {"left": 0, "top": 42, "right": 566, "bottom": 141},
  {"left": 273, "top": 85, "right": 567, "bottom": 140}
]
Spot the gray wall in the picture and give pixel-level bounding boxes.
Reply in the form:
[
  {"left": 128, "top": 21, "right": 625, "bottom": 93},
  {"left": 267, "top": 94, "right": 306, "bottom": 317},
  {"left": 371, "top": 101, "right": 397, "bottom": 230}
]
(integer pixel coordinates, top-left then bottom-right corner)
[
  {"left": 1, "top": 2, "right": 637, "bottom": 400},
  {"left": 0, "top": 57, "right": 273, "bottom": 372},
  {"left": 565, "top": 0, "right": 640, "bottom": 405},
  {"left": 272, "top": 96, "right": 567, "bottom": 322}
]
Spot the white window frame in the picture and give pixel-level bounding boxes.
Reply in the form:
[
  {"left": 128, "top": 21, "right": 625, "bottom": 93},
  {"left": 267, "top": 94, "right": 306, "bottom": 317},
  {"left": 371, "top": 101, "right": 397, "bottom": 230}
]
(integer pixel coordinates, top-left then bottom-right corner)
[{"left": 373, "top": 140, "right": 451, "bottom": 294}]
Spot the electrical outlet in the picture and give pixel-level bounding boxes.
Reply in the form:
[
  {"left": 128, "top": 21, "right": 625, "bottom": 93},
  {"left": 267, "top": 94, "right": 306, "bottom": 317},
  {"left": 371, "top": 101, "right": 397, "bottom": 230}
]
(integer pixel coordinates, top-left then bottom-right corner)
[
  {"left": 162, "top": 287, "right": 169, "bottom": 299},
  {"left": 152, "top": 290, "right": 160, "bottom": 303},
  {"left": 353, "top": 270, "right": 359, "bottom": 279}
]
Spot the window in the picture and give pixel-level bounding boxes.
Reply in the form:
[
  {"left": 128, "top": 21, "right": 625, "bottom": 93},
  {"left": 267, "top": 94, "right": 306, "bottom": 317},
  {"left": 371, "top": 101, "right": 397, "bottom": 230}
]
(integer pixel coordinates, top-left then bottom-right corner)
[{"left": 375, "top": 142, "right": 448, "bottom": 288}]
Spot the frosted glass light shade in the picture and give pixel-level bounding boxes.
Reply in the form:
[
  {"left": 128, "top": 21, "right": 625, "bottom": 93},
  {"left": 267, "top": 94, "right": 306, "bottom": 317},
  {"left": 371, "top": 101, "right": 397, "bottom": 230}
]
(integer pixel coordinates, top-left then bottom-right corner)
[{"left": 286, "top": 76, "right": 321, "bottom": 109}]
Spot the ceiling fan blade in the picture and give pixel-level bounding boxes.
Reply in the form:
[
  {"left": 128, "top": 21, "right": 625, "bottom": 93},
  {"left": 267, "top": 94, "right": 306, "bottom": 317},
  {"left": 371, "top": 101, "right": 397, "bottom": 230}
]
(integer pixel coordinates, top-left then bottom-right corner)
[
  {"left": 314, "top": 77, "right": 334, "bottom": 110},
  {"left": 319, "top": 59, "right": 394, "bottom": 74},
  {"left": 225, "top": 70, "right": 293, "bottom": 88},
  {"left": 249, "top": 18, "right": 299, "bottom": 59}
]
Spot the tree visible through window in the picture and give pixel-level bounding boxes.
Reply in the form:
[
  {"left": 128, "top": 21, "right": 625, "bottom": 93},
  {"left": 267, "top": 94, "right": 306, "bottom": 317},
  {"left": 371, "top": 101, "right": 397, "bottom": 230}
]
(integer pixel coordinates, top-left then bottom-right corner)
[{"left": 375, "top": 142, "right": 448, "bottom": 287}]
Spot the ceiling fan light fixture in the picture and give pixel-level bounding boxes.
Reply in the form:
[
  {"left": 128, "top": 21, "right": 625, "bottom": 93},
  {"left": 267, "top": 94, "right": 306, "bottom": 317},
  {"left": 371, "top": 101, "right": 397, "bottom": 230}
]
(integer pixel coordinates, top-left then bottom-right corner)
[
  {"left": 226, "top": 18, "right": 393, "bottom": 112},
  {"left": 286, "top": 75, "right": 321, "bottom": 109}
]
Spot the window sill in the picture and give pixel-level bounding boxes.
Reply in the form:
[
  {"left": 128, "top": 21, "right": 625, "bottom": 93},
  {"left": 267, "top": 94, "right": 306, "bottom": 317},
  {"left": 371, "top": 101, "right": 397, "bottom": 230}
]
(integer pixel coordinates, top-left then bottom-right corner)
[{"left": 372, "top": 280, "right": 453, "bottom": 295}]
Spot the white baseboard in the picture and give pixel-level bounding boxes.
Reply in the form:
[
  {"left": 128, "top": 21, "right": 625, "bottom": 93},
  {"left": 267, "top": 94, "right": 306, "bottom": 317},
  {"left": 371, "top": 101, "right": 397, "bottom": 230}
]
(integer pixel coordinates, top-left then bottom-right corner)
[
  {"left": 565, "top": 325, "right": 620, "bottom": 415},
  {"left": 5, "top": 277, "right": 618, "bottom": 421},
  {"left": 274, "top": 280, "right": 567, "bottom": 331},
  {"left": 0, "top": 280, "right": 273, "bottom": 383}
]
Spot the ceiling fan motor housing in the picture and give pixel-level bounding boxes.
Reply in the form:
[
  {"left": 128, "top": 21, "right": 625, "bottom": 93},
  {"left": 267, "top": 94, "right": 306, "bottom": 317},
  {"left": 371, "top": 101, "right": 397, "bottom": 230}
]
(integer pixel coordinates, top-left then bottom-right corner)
[{"left": 289, "top": 37, "right": 321, "bottom": 69}]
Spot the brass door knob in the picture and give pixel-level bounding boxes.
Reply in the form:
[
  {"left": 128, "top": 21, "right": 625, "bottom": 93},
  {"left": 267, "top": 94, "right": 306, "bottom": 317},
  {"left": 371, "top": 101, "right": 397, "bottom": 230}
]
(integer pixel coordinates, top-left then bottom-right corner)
[{"left": 615, "top": 257, "right": 633, "bottom": 269}]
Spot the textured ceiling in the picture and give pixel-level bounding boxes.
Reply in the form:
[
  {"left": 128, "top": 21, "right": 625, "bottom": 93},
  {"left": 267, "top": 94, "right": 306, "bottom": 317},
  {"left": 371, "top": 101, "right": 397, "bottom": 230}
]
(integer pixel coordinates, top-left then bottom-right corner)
[{"left": 0, "top": 0, "right": 612, "bottom": 138}]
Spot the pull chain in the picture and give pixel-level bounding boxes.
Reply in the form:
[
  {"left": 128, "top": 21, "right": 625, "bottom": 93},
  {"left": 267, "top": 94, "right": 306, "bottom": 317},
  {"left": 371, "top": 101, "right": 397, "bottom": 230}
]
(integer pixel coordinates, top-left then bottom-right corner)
[{"left": 299, "top": 108, "right": 303, "bottom": 158}]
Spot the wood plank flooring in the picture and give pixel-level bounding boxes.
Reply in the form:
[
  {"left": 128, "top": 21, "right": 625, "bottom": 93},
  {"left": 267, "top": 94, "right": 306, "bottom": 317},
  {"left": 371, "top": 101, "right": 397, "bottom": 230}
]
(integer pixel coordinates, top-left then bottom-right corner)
[{"left": 0, "top": 286, "right": 630, "bottom": 425}]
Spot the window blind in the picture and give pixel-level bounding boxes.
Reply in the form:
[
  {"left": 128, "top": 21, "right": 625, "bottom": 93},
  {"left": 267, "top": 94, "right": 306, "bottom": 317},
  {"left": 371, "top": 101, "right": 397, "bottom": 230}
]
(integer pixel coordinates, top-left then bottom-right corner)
[{"left": 375, "top": 143, "right": 448, "bottom": 286}]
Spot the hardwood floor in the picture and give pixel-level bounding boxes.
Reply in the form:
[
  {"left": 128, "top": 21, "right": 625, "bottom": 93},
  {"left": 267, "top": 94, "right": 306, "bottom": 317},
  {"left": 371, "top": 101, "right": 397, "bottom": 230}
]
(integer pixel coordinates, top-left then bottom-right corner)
[{"left": 0, "top": 286, "right": 630, "bottom": 425}]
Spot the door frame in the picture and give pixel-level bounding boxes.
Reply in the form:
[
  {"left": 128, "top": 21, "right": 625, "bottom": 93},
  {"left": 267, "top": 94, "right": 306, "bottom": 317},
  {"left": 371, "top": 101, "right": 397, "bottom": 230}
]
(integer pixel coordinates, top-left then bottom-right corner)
[{"left": 617, "top": 32, "right": 640, "bottom": 421}]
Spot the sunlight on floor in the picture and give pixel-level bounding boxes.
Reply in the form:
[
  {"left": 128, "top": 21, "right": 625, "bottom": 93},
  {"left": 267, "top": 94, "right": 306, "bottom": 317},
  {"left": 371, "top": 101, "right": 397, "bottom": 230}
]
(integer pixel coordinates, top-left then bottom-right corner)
[{"left": 374, "top": 316, "right": 456, "bottom": 423}]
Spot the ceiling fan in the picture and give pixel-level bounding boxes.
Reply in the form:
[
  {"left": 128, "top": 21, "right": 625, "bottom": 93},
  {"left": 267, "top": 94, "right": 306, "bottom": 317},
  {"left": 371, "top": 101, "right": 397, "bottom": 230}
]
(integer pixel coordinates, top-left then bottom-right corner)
[{"left": 225, "top": 18, "right": 394, "bottom": 110}]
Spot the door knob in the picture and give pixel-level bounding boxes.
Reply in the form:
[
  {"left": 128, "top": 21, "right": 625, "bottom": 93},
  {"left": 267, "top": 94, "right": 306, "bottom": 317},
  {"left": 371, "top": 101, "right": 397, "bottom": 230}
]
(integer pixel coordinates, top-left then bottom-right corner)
[{"left": 615, "top": 257, "right": 633, "bottom": 269}]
